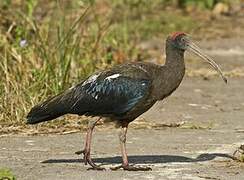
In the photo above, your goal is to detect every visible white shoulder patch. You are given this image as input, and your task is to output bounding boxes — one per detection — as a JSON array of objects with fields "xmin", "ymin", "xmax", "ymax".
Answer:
[
  {"xmin": 68, "ymin": 85, "xmax": 75, "ymax": 90},
  {"xmin": 105, "ymin": 74, "xmax": 121, "ymax": 81},
  {"xmin": 82, "ymin": 73, "xmax": 100, "ymax": 85}
]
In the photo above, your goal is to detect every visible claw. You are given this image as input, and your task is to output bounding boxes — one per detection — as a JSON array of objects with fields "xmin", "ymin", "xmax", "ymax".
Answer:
[
  {"xmin": 110, "ymin": 165, "xmax": 123, "ymax": 171},
  {"xmin": 110, "ymin": 165, "xmax": 152, "ymax": 171},
  {"xmin": 76, "ymin": 149, "xmax": 105, "ymax": 170},
  {"xmin": 87, "ymin": 165, "xmax": 106, "ymax": 171}
]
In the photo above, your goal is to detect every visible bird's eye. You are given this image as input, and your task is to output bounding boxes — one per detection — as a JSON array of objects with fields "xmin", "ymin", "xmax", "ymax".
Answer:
[{"xmin": 181, "ymin": 38, "xmax": 185, "ymax": 43}]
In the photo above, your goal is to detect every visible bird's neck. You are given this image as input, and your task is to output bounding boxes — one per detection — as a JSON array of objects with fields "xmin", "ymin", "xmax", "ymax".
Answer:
[
  {"xmin": 154, "ymin": 43, "xmax": 185, "ymax": 100},
  {"xmin": 165, "ymin": 41, "xmax": 185, "ymax": 68}
]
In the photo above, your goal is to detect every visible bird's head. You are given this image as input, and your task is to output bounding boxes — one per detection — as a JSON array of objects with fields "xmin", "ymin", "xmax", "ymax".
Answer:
[
  {"xmin": 168, "ymin": 32, "xmax": 227, "ymax": 83},
  {"xmin": 169, "ymin": 32, "xmax": 188, "ymax": 50}
]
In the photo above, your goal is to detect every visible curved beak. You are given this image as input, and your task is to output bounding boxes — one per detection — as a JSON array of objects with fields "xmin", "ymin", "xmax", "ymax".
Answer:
[{"xmin": 186, "ymin": 39, "xmax": 227, "ymax": 84}]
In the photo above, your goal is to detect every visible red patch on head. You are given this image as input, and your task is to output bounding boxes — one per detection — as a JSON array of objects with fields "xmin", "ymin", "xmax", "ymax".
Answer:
[{"xmin": 171, "ymin": 32, "xmax": 186, "ymax": 40}]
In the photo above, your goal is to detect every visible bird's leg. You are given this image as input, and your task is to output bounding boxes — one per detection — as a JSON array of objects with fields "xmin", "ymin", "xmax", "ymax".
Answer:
[
  {"xmin": 111, "ymin": 124, "xmax": 152, "ymax": 171},
  {"xmin": 75, "ymin": 117, "xmax": 104, "ymax": 170}
]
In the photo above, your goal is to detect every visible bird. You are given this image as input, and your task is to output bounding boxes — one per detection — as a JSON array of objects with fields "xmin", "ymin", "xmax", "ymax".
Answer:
[{"xmin": 26, "ymin": 32, "xmax": 227, "ymax": 171}]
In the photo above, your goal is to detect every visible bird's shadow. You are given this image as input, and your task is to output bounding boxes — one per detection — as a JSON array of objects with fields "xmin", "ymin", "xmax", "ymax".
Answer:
[{"xmin": 42, "ymin": 153, "xmax": 234, "ymax": 165}]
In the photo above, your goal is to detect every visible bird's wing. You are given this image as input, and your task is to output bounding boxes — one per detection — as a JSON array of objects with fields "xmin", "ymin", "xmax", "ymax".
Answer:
[{"xmin": 69, "ymin": 68, "xmax": 151, "ymax": 116}]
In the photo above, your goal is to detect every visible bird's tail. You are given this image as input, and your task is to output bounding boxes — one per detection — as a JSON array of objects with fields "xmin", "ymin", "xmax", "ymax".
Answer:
[{"xmin": 26, "ymin": 89, "xmax": 75, "ymax": 124}]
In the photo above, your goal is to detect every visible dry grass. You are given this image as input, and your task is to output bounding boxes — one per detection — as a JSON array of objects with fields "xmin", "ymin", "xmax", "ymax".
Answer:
[
  {"xmin": 0, "ymin": 0, "xmax": 199, "ymax": 129},
  {"xmin": 0, "ymin": 0, "xmax": 243, "ymax": 132}
]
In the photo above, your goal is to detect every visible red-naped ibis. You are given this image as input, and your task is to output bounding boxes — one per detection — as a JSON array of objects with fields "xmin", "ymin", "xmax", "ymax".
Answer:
[{"xmin": 27, "ymin": 32, "xmax": 227, "ymax": 171}]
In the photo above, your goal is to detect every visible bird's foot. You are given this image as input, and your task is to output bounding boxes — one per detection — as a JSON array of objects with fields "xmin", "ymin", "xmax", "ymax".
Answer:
[
  {"xmin": 75, "ymin": 149, "xmax": 105, "ymax": 171},
  {"xmin": 110, "ymin": 164, "xmax": 152, "ymax": 171},
  {"xmin": 75, "ymin": 149, "xmax": 89, "ymax": 164},
  {"xmin": 86, "ymin": 156, "xmax": 105, "ymax": 171},
  {"xmin": 87, "ymin": 164, "xmax": 106, "ymax": 171}
]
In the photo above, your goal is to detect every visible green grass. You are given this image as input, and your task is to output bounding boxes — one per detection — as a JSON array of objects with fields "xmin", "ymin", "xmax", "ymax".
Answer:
[
  {"xmin": 0, "ymin": 168, "xmax": 16, "ymax": 180},
  {"xmin": 0, "ymin": 0, "xmax": 235, "ymax": 129}
]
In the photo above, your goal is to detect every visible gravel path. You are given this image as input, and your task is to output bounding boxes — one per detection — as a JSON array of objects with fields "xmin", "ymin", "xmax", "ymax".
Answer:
[
  {"xmin": 1, "ymin": 38, "xmax": 244, "ymax": 179},
  {"xmin": 1, "ymin": 77, "xmax": 244, "ymax": 180}
]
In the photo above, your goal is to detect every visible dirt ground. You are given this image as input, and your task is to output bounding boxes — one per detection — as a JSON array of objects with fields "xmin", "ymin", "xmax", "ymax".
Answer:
[{"xmin": 1, "ymin": 38, "xmax": 244, "ymax": 179}]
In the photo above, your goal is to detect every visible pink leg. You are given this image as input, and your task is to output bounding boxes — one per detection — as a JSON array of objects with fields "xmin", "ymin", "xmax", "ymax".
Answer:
[
  {"xmin": 120, "ymin": 126, "xmax": 129, "ymax": 166},
  {"xmin": 75, "ymin": 118, "xmax": 105, "ymax": 170},
  {"xmin": 111, "ymin": 124, "xmax": 152, "ymax": 171}
]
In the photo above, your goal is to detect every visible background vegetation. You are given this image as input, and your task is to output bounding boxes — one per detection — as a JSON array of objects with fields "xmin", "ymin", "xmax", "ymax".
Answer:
[
  {"xmin": 0, "ymin": 0, "xmax": 243, "ymax": 132},
  {"xmin": 0, "ymin": 168, "xmax": 16, "ymax": 179}
]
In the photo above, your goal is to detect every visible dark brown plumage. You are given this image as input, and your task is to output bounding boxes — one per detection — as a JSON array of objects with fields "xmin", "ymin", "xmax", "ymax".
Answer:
[{"xmin": 27, "ymin": 32, "xmax": 226, "ymax": 171}]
